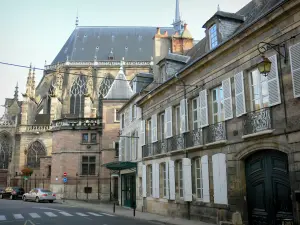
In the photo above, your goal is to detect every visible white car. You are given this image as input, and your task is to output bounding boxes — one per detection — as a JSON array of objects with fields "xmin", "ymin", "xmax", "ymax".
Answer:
[{"xmin": 23, "ymin": 188, "xmax": 56, "ymax": 203}]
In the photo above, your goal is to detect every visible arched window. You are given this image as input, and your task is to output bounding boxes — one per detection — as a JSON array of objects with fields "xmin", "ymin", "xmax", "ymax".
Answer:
[
  {"xmin": 70, "ymin": 75, "xmax": 87, "ymax": 116},
  {"xmin": 27, "ymin": 141, "xmax": 46, "ymax": 168},
  {"xmin": 0, "ymin": 139, "xmax": 9, "ymax": 169},
  {"xmin": 98, "ymin": 74, "xmax": 114, "ymax": 117}
]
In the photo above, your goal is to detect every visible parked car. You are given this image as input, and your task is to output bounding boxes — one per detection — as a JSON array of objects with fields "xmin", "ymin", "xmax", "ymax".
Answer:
[
  {"xmin": 0, "ymin": 187, "xmax": 25, "ymax": 200},
  {"xmin": 23, "ymin": 188, "xmax": 56, "ymax": 203}
]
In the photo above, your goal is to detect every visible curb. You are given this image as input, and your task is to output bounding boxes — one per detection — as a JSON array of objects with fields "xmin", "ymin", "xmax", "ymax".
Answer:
[{"xmin": 61, "ymin": 201, "xmax": 181, "ymax": 225}]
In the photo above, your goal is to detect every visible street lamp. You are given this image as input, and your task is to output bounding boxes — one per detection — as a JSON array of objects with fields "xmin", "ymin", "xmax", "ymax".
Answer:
[{"xmin": 257, "ymin": 55, "xmax": 272, "ymax": 77}]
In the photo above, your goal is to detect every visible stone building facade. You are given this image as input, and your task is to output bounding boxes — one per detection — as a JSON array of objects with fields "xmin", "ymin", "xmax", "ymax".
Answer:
[
  {"xmin": 0, "ymin": 0, "xmax": 194, "ymax": 201},
  {"xmin": 136, "ymin": 0, "xmax": 300, "ymax": 224}
]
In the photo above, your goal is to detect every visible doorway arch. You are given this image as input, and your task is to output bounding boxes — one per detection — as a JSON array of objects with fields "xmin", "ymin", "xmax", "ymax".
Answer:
[{"xmin": 245, "ymin": 150, "xmax": 293, "ymax": 224}]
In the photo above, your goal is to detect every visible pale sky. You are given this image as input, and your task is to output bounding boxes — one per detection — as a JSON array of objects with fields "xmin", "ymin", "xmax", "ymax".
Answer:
[{"xmin": 0, "ymin": 0, "xmax": 250, "ymax": 115}]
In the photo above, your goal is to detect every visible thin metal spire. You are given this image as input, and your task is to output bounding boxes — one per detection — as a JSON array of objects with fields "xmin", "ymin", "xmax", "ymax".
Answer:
[
  {"xmin": 172, "ymin": 0, "xmax": 183, "ymax": 33},
  {"xmin": 175, "ymin": 0, "xmax": 180, "ymax": 23},
  {"xmin": 75, "ymin": 10, "xmax": 79, "ymax": 26},
  {"xmin": 14, "ymin": 82, "xmax": 18, "ymax": 100}
]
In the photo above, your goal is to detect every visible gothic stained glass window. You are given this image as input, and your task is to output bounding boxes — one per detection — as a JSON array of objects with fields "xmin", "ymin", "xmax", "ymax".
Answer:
[
  {"xmin": 0, "ymin": 139, "xmax": 9, "ymax": 169},
  {"xmin": 98, "ymin": 74, "xmax": 114, "ymax": 117},
  {"xmin": 27, "ymin": 141, "xmax": 46, "ymax": 168},
  {"xmin": 70, "ymin": 75, "xmax": 87, "ymax": 116}
]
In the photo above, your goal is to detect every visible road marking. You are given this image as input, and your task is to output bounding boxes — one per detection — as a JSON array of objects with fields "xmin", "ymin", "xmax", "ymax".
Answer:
[
  {"xmin": 32, "ymin": 207, "xmax": 62, "ymax": 212},
  {"xmin": 59, "ymin": 212, "xmax": 73, "ymax": 216},
  {"xmin": 75, "ymin": 212, "xmax": 88, "ymax": 217},
  {"xmin": 0, "ymin": 216, "xmax": 6, "ymax": 221},
  {"xmin": 29, "ymin": 213, "xmax": 40, "ymax": 218},
  {"xmin": 44, "ymin": 212, "xmax": 57, "ymax": 217},
  {"xmin": 13, "ymin": 214, "xmax": 24, "ymax": 219},
  {"xmin": 101, "ymin": 213, "xmax": 115, "ymax": 217},
  {"xmin": 87, "ymin": 212, "xmax": 103, "ymax": 216},
  {"xmin": 24, "ymin": 220, "xmax": 36, "ymax": 225}
]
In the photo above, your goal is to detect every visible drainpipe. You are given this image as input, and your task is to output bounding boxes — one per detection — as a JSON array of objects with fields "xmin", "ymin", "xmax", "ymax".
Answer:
[{"xmin": 175, "ymin": 74, "xmax": 190, "ymax": 220}]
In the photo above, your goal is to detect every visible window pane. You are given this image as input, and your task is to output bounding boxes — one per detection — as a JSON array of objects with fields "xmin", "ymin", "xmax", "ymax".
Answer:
[
  {"xmin": 116, "ymin": 109, "xmax": 120, "ymax": 121},
  {"xmin": 91, "ymin": 133, "xmax": 97, "ymax": 143},
  {"xmin": 89, "ymin": 164, "xmax": 96, "ymax": 175},
  {"xmin": 213, "ymin": 102, "xmax": 218, "ymax": 114},
  {"xmin": 82, "ymin": 164, "xmax": 88, "ymax": 175},
  {"xmin": 251, "ymin": 71, "xmax": 259, "ymax": 85},
  {"xmin": 262, "ymin": 97, "xmax": 269, "ymax": 107},
  {"xmin": 89, "ymin": 156, "xmax": 96, "ymax": 163},
  {"xmin": 82, "ymin": 134, "xmax": 89, "ymax": 143},
  {"xmin": 261, "ymin": 82, "xmax": 269, "ymax": 97},
  {"xmin": 193, "ymin": 111, "xmax": 197, "ymax": 121},
  {"xmin": 193, "ymin": 99, "xmax": 197, "ymax": 110},
  {"xmin": 213, "ymin": 89, "xmax": 217, "ymax": 101},
  {"xmin": 82, "ymin": 156, "xmax": 89, "ymax": 162},
  {"xmin": 253, "ymin": 99, "xmax": 261, "ymax": 110}
]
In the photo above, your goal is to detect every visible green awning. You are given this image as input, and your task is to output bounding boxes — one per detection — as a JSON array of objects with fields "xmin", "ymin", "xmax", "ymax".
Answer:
[{"xmin": 103, "ymin": 161, "xmax": 137, "ymax": 171}]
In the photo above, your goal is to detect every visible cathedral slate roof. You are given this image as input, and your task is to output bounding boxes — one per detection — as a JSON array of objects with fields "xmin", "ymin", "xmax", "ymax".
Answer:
[{"xmin": 52, "ymin": 26, "xmax": 176, "ymax": 64}]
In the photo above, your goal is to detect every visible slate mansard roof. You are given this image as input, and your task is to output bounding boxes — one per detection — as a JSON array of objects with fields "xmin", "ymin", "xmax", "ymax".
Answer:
[{"xmin": 52, "ymin": 26, "xmax": 176, "ymax": 64}]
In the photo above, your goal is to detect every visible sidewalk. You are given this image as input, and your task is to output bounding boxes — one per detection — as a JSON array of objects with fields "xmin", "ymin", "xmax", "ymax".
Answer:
[{"xmin": 61, "ymin": 199, "xmax": 215, "ymax": 225}]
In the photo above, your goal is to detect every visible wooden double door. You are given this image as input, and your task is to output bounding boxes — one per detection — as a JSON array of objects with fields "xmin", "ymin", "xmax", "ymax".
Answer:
[{"xmin": 245, "ymin": 150, "xmax": 293, "ymax": 225}]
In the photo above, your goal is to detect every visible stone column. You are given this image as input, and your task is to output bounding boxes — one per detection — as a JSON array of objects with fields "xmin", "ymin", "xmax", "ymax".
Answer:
[
  {"xmin": 84, "ymin": 95, "xmax": 92, "ymax": 118},
  {"xmin": 20, "ymin": 95, "xmax": 29, "ymax": 125},
  {"xmin": 50, "ymin": 96, "xmax": 58, "ymax": 122}
]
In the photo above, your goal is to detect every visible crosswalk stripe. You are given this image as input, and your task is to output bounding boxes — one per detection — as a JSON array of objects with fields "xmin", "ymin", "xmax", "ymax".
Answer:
[
  {"xmin": 101, "ymin": 213, "xmax": 115, "ymax": 217},
  {"xmin": 59, "ymin": 212, "xmax": 73, "ymax": 216},
  {"xmin": 76, "ymin": 212, "xmax": 88, "ymax": 216},
  {"xmin": 0, "ymin": 215, "xmax": 6, "ymax": 221},
  {"xmin": 44, "ymin": 212, "xmax": 57, "ymax": 217},
  {"xmin": 87, "ymin": 212, "xmax": 103, "ymax": 217},
  {"xmin": 29, "ymin": 213, "xmax": 40, "ymax": 218},
  {"xmin": 13, "ymin": 214, "xmax": 24, "ymax": 219}
]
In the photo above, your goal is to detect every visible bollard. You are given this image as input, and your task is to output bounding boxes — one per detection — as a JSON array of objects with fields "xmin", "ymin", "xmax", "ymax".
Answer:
[
  {"xmin": 133, "ymin": 207, "xmax": 136, "ymax": 217},
  {"xmin": 113, "ymin": 202, "xmax": 115, "ymax": 213}
]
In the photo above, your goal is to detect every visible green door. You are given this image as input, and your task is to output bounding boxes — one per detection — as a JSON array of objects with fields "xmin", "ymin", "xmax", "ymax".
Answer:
[
  {"xmin": 245, "ymin": 150, "xmax": 293, "ymax": 225},
  {"xmin": 122, "ymin": 173, "xmax": 136, "ymax": 208}
]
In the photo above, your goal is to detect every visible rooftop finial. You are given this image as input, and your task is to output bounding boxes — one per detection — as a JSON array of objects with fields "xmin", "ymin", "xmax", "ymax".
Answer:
[
  {"xmin": 217, "ymin": 4, "xmax": 220, "ymax": 11},
  {"xmin": 75, "ymin": 10, "xmax": 79, "ymax": 26},
  {"xmin": 14, "ymin": 82, "xmax": 18, "ymax": 100}
]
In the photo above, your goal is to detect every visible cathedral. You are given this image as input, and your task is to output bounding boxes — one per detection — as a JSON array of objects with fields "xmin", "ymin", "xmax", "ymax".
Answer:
[{"xmin": 0, "ymin": 0, "xmax": 194, "ymax": 200}]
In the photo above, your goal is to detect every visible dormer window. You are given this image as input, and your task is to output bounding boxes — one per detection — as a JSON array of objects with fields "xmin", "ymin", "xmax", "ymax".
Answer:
[{"xmin": 209, "ymin": 24, "xmax": 218, "ymax": 49}]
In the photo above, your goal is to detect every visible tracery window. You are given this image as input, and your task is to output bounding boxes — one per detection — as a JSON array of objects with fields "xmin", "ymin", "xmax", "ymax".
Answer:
[
  {"xmin": 0, "ymin": 139, "xmax": 10, "ymax": 169},
  {"xmin": 98, "ymin": 74, "xmax": 114, "ymax": 117},
  {"xmin": 27, "ymin": 141, "xmax": 46, "ymax": 168},
  {"xmin": 70, "ymin": 75, "xmax": 87, "ymax": 116}
]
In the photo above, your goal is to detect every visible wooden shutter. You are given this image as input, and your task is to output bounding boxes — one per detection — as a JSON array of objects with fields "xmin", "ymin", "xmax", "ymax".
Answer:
[
  {"xmin": 152, "ymin": 163, "xmax": 156, "ymax": 197},
  {"xmin": 156, "ymin": 163, "xmax": 160, "ymax": 198},
  {"xmin": 182, "ymin": 158, "xmax": 192, "ymax": 202},
  {"xmin": 140, "ymin": 120, "xmax": 145, "ymax": 146},
  {"xmin": 142, "ymin": 165, "xmax": 147, "ymax": 197},
  {"xmin": 151, "ymin": 114, "xmax": 158, "ymax": 143},
  {"xmin": 234, "ymin": 72, "xmax": 246, "ymax": 117},
  {"xmin": 199, "ymin": 89, "xmax": 208, "ymax": 127},
  {"xmin": 222, "ymin": 78, "xmax": 233, "ymax": 120},
  {"xmin": 212, "ymin": 153, "xmax": 228, "ymax": 204},
  {"xmin": 290, "ymin": 43, "xmax": 300, "ymax": 98},
  {"xmin": 201, "ymin": 155, "xmax": 210, "ymax": 203},
  {"xmin": 129, "ymin": 105, "xmax": 133, "ymax": 121},
  {"xmin": 268, "ymin": 55, "xmax": 281, "ymax": 106},
  {"xmin": 169, "ymin": 160, "xmax": 175, "ymax": 200},
  {"xmin": 180, "ymin": 99, "xmax": 188, "ymax": 133},
  {"xmin": 165, "ymin": 107, "xmax": 173, "ymax": 138},
  {"xmin": 165, "ymin": 162, "xmax": 169, "ymax": 198}
]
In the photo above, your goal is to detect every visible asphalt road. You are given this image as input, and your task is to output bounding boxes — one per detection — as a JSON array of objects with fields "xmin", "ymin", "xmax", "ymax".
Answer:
[{"xmin": 0, "ymin": 199, "xmax": 157, "ymax": 225}]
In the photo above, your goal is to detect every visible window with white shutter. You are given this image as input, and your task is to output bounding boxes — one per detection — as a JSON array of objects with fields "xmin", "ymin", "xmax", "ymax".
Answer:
[
  {"xmin": 199, "ymin": 89, "xmax": 208, "ymax": 127},
  {"xmin": 267, "ymin": 55, "xmax": 281, "ymax": 106},
  {"xmin": 165, "ymin": 161, "xmax": 169, "ymax": 198},
  {"xmin": 180, "ymin": 99, "xmax": 188, "ymax": 133},
  {"xmin": 234, "ymin": 72, "xmax": 246, "ymax": 117},
  {"xmin": 201, "ymin": 155, "xmax": 210, "ymax": 203},
  {"xmin": 212, "ymin": 86, "xmax": 225, "ymax": 123},
  {"xmin": 161, "ymin": 162, "xmax": 168, "ymax": 198},
  {"xmin": 177, "ymin": 160, "xmax": 183, "ymax": 198},
  {"xmin": 147, "ymin": 164, "xmax": 153, "ymax": 197},
  {"xmin": 142, "ymin": 165, "xmax": 147, "ymax": 197},
  {"xmin": 155, "ymin": 163, "xmax": 160, "ymax": 198},
  {"xmin": 165, "ymin": 107, "xmax": 173, "ymax": 138},
  {"xmin": 152, "ymin": 163, "xmax": 156, "ymax": 198},
  {"xmin": 192, "ymin": 97, "xmax": 200, "ymax": 130},
  {"xmin": 222, "ymin": 78, "xmax": 233, "ymax": 120},
  {"xmin": 182, "ymin": 158, "xmax": 192, "ymax": 202},
  {"xmin": 169, "ymin": 160, "xmax": 175, "ymax": 200},
  {"xmin": 212, "ymin": 153, "xmax": 228, "ymax": 205},
  {"xmin": 140, "ymin": 120, "xmax": 145, "ymax": 146},
  {"xmin": 290, "ymin": 42, "xmax": 300, "ymax": 98},
  {"xmin": 151, "ymin": 114, "xmax": 158, "ymax": 143},
  {"xmin": 249, "ymin": 69, "xmax": 269, "ymax": 110}
]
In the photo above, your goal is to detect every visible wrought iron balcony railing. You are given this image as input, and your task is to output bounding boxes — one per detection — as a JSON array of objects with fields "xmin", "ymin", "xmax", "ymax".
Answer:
[
  {"xmin": 186, "ymin": 128, "xmax": 204, "ymax": 148},
  {"xmin": 52, "ymin": 117, "xmax": 102, "ymax": 131},
  {"xmin": 205, "ymin": 122, "xmax": 227, "ymax": 143},
  {"xmin": 243, "ymin": 108, "xmax": 272, "ymax": 136}
]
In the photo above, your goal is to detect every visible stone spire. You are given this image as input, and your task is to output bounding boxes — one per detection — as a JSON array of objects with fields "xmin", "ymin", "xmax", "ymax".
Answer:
[
  {"xmin": 31, "ymin": 67, "xmax": 36, "ymax": 97},
  {"xmin": 25, "ymin": 63, "xmax": 32, "ymax": 97},
  {"xmin": 14, "ymin": 82, "xmax": 18, "ymax": 100},
  {"xmin": 172, "ymin": 0, "xmax": 184, "ymax": 33}
]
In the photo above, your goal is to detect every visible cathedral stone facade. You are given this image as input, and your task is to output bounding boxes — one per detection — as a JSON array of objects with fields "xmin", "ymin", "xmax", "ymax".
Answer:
[{"xmin": 0, "ymin": 0, "xmax": 194, "ymax": 200}]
